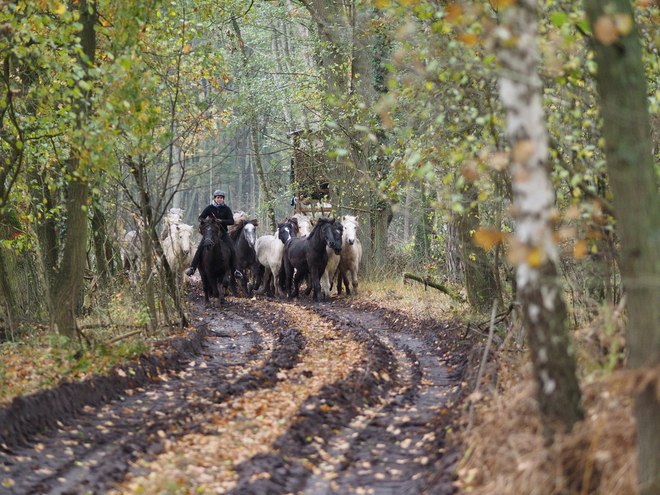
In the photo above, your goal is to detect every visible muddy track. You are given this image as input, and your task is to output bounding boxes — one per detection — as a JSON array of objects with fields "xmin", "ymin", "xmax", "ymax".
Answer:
[{"xmin": 0, "ymin": 287, "xmax": 473, "ymax": 495}]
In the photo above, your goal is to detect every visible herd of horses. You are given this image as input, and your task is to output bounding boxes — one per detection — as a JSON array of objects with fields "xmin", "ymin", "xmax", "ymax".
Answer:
[{"xmin": 120, "ymin": 210, "xmax": 362, "ymax": 306}]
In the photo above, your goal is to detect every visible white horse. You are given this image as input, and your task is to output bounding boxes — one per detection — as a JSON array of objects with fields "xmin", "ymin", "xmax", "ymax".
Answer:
[
  {"xmin": 162, "ymin": 218, "xmax": 194, "ymax": 278},
  {"xmin": 320, "ymin": 220, "xmax": 342, "ymax": 297},
  {"xmin": 120, "ymin": 229, "xmax": 142, "ymax": 283},
  {"xmin": 292, "ymin": 213, "xmax": 312, "ymax": 237},
  {"xmin": 255, "ymin": 218, "xmax": 298, "ymax": 297},
  {"xmin": 335, "ymin": 215, "xmax": 361, "ymax": 295},
  {"xmin": 168, "ymin": 207, "xmax": 184, "ymax": 222}
]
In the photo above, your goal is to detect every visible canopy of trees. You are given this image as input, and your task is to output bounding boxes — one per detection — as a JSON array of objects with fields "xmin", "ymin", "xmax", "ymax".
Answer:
[{"xmin": 3, "ymin": 0, "xmax": 660, "ymax": 490}]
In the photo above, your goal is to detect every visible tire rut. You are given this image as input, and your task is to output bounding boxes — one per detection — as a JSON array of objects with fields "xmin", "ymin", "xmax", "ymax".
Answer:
[
  {"xmin": 0, "ymin": 303, "xmax": 299, "ymax": 495},
  {"xmin": 224, "ymin": 300, "xmax": 466, "ymax": 495},
  {"xmin": 0, "ymin": 294, "xmax": 471, "ymax": 495},
  {"xmin": 300, "ymin": 303, "xmax": 461, "ymax": 495}
]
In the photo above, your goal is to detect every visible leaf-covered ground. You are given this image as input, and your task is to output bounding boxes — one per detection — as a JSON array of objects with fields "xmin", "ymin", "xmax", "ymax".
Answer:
[{"xmin": 0, "ymin": 279, "xmax": 474, "ymax": 494}]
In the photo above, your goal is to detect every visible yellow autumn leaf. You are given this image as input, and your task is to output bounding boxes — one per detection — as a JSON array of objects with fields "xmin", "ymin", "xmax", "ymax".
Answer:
[
  {"xmin": 374, "ymin": 0, "xmax": 390, "ymax": 8},
  {"xmin": 558, "ymin": 227, "xmax": 577, "ymax": 241},
  {"xmin": 564, "ymin": 204, "xmax": 581, "ymax": 221},
  {"xmin": 573, "ymin": 239, "xmax": 588, "ymax": 259},
  {"xmin": 53, "ymin": 1, "xmax": 66, "ymax": 14},
  {"xmin": 613, "ymin": 13, "xmax": 633, "ymax": 36},
  {"xmin": 512, "ymin": 140, "xmax": 535, "ymax": 164},
  {"xmin": 182, "ymin": 44, "xmax": 192, "ymax": 54},
  {"xmin": 488, "ymin": 152, "xmax": 508, "ymax": 171},
  {"xmin": 458, "ymin": 33, "xmax": 479, "ymax": 46},
  {"xmin": 594, "ymin": 16, "xmax": 619, "ymax": 45},
  {"xmin": 473, "ymin": 228, "xmax": 507, "ymax": 251},
  {"xmin": 445, "ymin": 3, "xmax": 463, "ymax": 23},
  {"xmin": 527, "ymin": 246, "xmax": 545, "ymax": 267},
  {"xmin": 461, "ymin": 161, "xmax": 479, "ymax": 181}
]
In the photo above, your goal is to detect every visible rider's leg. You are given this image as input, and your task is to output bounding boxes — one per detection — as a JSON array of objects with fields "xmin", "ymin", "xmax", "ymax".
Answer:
[
  {"xmin": 185, "ymin": 238, "xmax": 204, "ymax": 276},
  {"xmin": 221, "ymin": 232, "xmax": 243, "ymax": 279}
]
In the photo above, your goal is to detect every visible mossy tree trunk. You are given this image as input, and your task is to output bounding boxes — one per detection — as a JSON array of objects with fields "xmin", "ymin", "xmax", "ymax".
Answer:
[
  {"xmin": 50, "ymin": 0, "xmax": 96, "ymax": 339},
  {"xmin": 584, "ymin": 0, "xmax": 660, "ymax": 491},
  {"xmin": 457, "ymin": 180, "xmax": 498, "ymax": 311}
]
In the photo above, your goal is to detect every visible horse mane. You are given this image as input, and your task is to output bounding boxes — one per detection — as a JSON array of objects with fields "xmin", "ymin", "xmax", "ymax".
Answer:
[
  {"xmin": 306, "ymin": 216, "xmax": 332, "ymax": 240},
  {"xmin": 342, "ymin": 215, "xmax": 358, "ymax": 225},
  {"xmin": 281, "ymin": 217, "xmax": 299, "ymax": 236},
  {"xmin": 230, "ymin": 217, "xmax": 258, "ymax": 241}
]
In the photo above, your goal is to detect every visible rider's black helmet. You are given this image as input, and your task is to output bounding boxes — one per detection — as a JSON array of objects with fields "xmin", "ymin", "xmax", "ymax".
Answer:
[{"xmin": 213, "ymin": 189, "xmax": 226, "ymax": 197}]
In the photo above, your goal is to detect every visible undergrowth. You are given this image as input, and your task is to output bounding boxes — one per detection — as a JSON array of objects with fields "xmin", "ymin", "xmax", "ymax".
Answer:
[
  {"xmin": 0, "ymin": 289, "xmax": 160, "ymax": 407},
  {"xmin": 454, "ymin": 300, "xmax": 637, "ymax": 494}
]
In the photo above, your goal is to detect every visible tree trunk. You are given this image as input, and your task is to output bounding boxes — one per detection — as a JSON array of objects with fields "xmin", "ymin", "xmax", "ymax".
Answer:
[
  {"xmin": 457, "ymin": 181, "xmax": 498, "ymax": 311},
  {"xmin": 584, "ymin": 0, "xmax": 660, "ymax": 491},
  {"xmin": 496, "ymin": 0, "xmax": 583, "ymax": 433},
  {"xmin": 90, "ymin": 204, "xmax": 111, "ymax": 288},
  {"xmin": 50, "ymin": 0, "xmax": 96, "ymax": 339},
  {"xmin": 299, "ymin": 1, "xmax": 395, "ymax": 277},
  {"xmin": 50, "ymin": 178, "xmax": 89, "ymax": 338}
]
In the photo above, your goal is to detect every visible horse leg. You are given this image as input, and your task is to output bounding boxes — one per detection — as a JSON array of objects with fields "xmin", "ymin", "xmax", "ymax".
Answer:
[
  {"xmin": 339, "ymin": 268, "xmax": 350, "ymax": 295},
  {"xmin": 210, "ymin": 275, "xmax": 221, "ymax": 299},
  {"xmin": 292, "ymin": 269, "xmax": 305, "ymax": 299},
  {"xmin": 283, "ymin": 260, "xmax": 294, "ymax": 298},
  {"xmin": 341, "ymin": 270, "xmax": 351, "ymax": 295},
  {"xmin": 252, "ymin": 263, "xmax": 264, "ymax": 293},
  {"xmin": 256, "ymin": 266, "xmax": 270, "ymax": 296},
  {"xmin": 277, "ymin": 265, "xmax": 287, "ymax": 297},
  {"xmin": 303, "ymin": 274, "xmax": 313, "ymax": 296},
  {"xmin": 240, "ymin": 273, "xmax": 251, "ymax": 297},
  {"xmin": 336, "ymin": 268, "xmax": 344, "ymax": 295},
  {"xmin": 350, "ymin": 267, "xmax": 359, "ymax": 295},
  {"xmin": 320, "ymin": 270, "xmax": 331, "ymax": 298},
  {"xmin": 311, "ymin": 269, "xmax": 323, "ymax": 302},
  {"xmin": 200, "ymin": 273, "xmax": 212, "ymax": 306}
]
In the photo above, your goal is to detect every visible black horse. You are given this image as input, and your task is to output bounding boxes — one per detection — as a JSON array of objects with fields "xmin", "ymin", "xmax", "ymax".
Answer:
[
  {"xmin": 198, "ymin": 217, "xmax": 232, "ymax": 305},
  {"xmin": 229, "ymin": 217, "xmax": 259, "ymax": 296},
  {"xmin": 283, "ymin": 217, "xmax": 342, "ymax": 302}
]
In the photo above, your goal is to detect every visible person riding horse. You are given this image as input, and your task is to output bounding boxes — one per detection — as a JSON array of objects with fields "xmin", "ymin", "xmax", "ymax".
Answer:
[{"xmin": 185, "ymin": 189, "xmax": 243, "ymax": 279}]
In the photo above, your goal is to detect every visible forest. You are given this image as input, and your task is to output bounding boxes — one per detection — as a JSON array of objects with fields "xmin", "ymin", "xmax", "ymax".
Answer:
[{"xmin": 1, "ymin": 0, "xmax": 660, "ymax": 493}]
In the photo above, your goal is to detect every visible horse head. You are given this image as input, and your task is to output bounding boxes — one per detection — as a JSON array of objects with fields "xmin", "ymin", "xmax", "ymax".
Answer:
[
  {"xmin": 178, "ymin": 224, "xmax": 193, "ymax": 256},
  {"xmin": 168, "ymin": 208, "xmax": 184, "ymax": 223},
  {"xmin": 278, "ymin": 219, "xmax": 296, "ymax": 244},
  {"xmin": 244, "ymin": 220, "xmax": 258, "ymax": 248},
  {"xmin": 341, "ymin": 215, "xmax": 358, "ymax": 245},
  {"xmin": 293, "ymin": 213, "xmax": 312, "ymax": 237},
  {"xmin": 200, "ymin": 217, "xmax": 221, "ymax": 249},
  {"xmin": 319, "ymin": 217, "xmax": 342, "ymax": 255}
]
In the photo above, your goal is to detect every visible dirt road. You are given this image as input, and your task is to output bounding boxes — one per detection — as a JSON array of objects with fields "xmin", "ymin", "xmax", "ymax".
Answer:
[{"xmin": 0, "ymin": 285, "xmax": 472, "ymax": 494}]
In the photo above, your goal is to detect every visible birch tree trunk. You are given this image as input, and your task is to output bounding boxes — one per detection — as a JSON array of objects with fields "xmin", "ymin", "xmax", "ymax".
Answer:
[
  {"xmin": 496, "ymin": 0, "xmax": 583, "ymax": 433},
  {"xmin": 584, "ymin": 0, "xmax": 660, "ymax": 491}
]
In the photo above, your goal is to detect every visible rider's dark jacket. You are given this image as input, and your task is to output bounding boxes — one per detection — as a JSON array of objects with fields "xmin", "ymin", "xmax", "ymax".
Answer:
[{"xmin": 199, "ymin": 202, "xmax": 234, "ymax": 234}]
